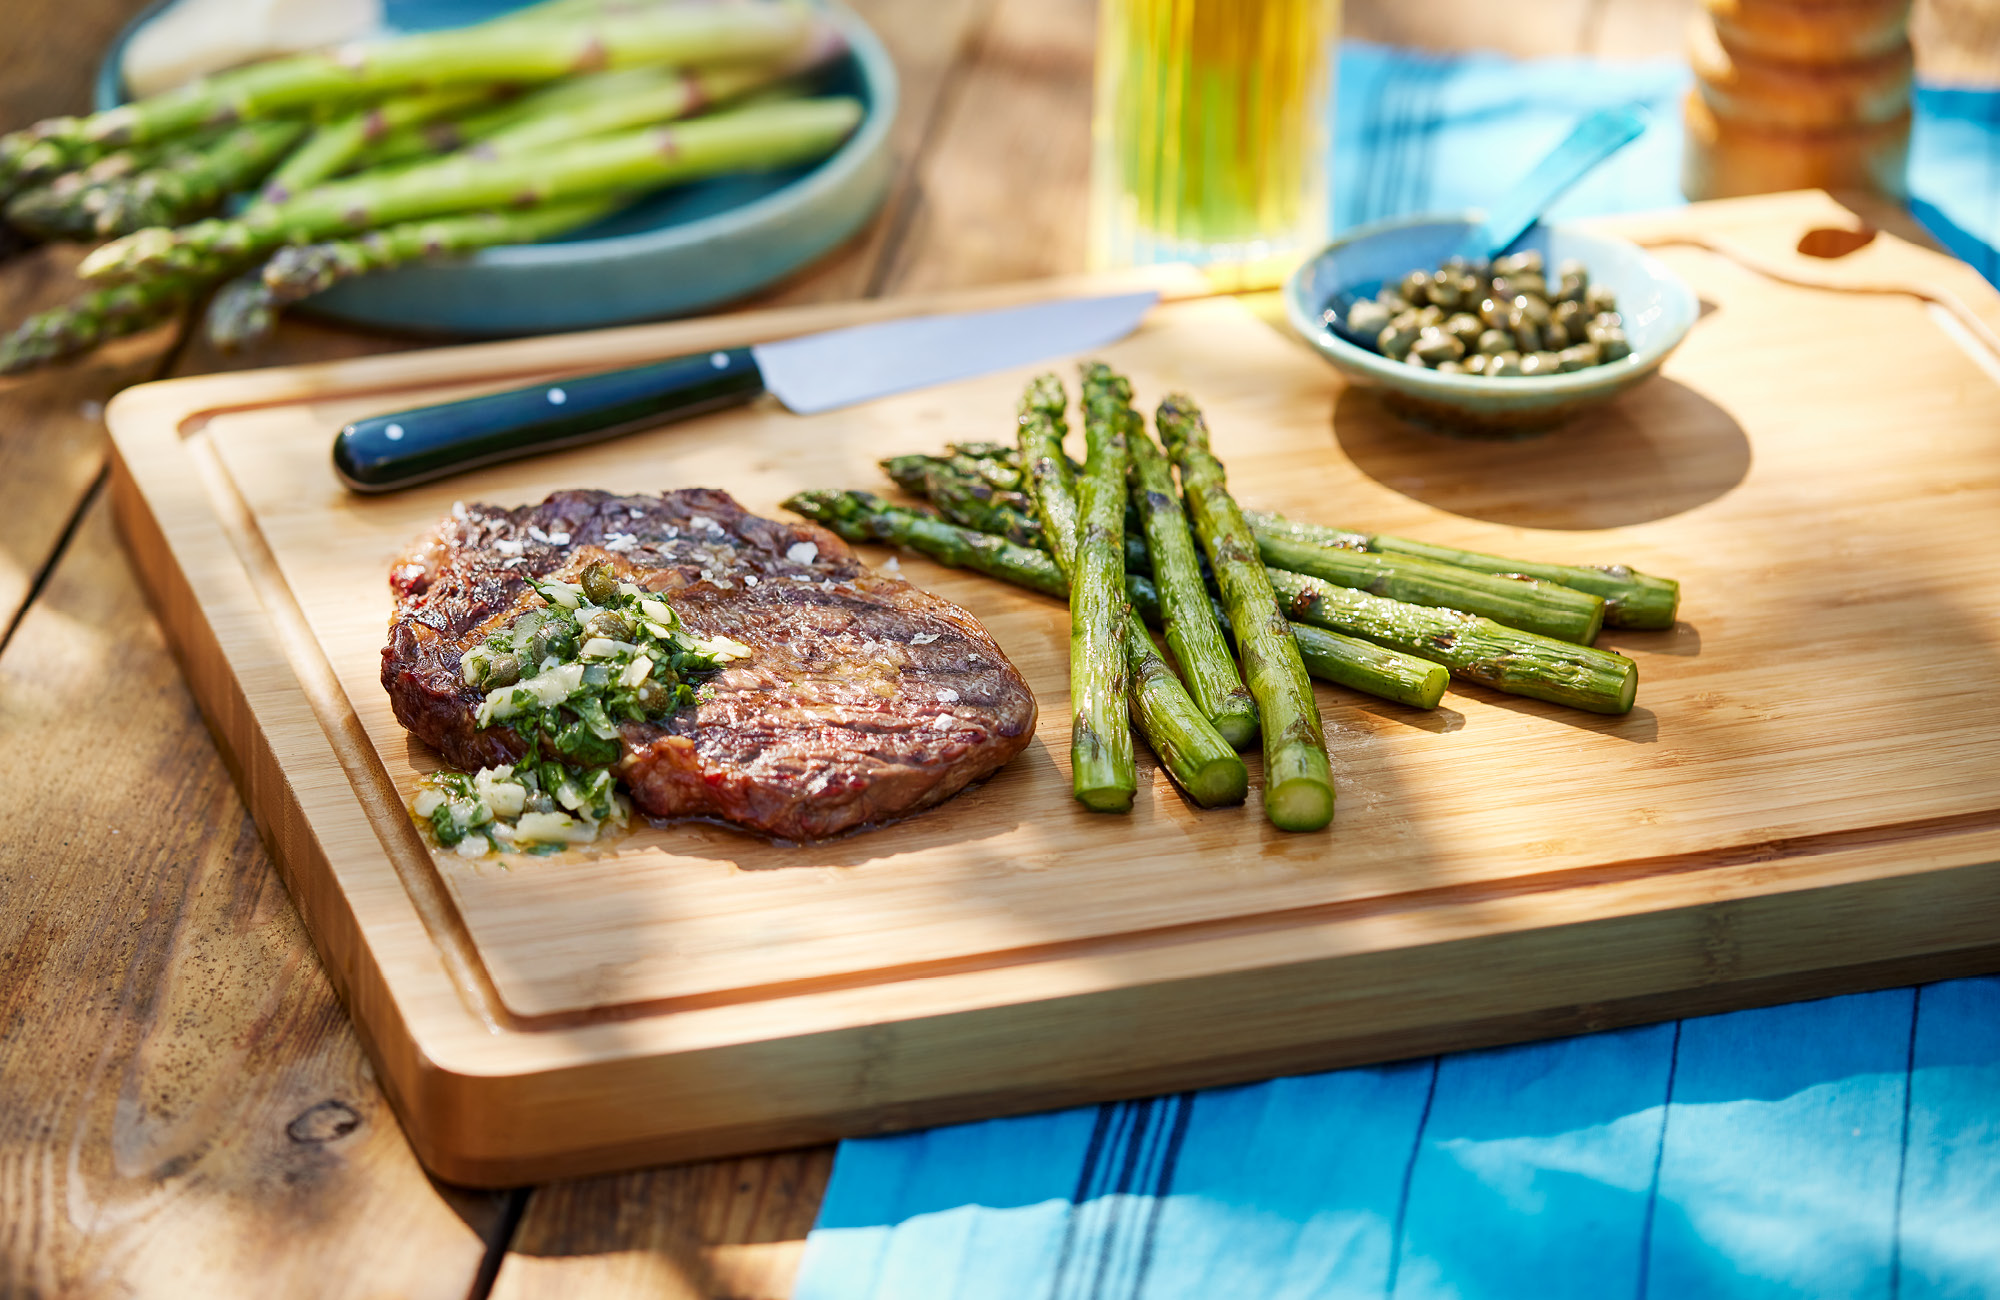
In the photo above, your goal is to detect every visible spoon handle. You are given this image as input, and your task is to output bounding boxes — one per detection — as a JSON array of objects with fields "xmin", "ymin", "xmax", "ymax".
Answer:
[{"xmin": 1458, "ymin": 105, "xmax": 1649, "ymax": 263}]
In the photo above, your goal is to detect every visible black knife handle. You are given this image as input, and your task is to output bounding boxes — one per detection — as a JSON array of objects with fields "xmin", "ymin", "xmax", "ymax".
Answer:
[{"xmin": 333, "ymin": 345, "xmax": 765, "ymax": 493}]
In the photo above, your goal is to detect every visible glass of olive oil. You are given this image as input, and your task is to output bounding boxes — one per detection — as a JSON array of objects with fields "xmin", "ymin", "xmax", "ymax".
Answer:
[{"xmin": 1089, "ymin": 0, "xmax": 1339, "ymax": 286}]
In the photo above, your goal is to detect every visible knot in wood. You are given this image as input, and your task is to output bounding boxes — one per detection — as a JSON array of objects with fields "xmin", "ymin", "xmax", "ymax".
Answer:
[{"xmin": 287, "ymin": 1099, "xmax": 362, "ymax": 1144}]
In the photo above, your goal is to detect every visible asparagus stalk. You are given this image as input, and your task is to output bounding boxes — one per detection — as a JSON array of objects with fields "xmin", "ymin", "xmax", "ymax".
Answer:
[
  {"xmin": 84, "ymin": 119, "xmax": 308, "ymax": 236},
  {"xmin": 880, "ymin": 453, "xmax": 1045, "ymax": 546},
  {"xmin": 783, "ymin": 491, "xmax": 1444, "ymax": 710},
  {"xmin": 1127, "ymin": 416, "xmax": 1259, "ymax": 748},
  {"xmin": 1249, "ymin": 519, "xmax": 1606, "ymax": 645},
  {"xmin": 1067, "ymin": 366, "xmax": 1137, "ymax": 812},
  {"xmin": 20, "ymin": 5, "xmax": 817, "ymax": 155},
  {"xmin": 479, "ymin": 61, "xmax": 810, "ymax": 157},
  {"xmin": 258, "ymin": 86, "xmax": 500, "ymax": 203},
  {"xmin": 82, "ymin": 97, "xmax": 864, "ymax": 284},
  {"xmin": 204, "ymin": 198, "xmax": 622, "ymax": 350},
  {"xmin": 5, "ymin": 143, "xmax": 163, "ymax": 240},
  {"xmin": 0, "ymin": 278, "xmax": 195, "ymax": 376},
  {"xmin": 1244, "ymin": 510, "xmax": 1680, "ymax": 630},
  {"xmin": 1158, "ymin": 393, "xmax": 1335, "ymax": 832},
  {"xmin": 1018, "ymin": 375, "xmax": 1246, "ymax": 808},
  {"xmin": 1269, "ymin": 568, "xmax": 1638, "ymax": 714}
]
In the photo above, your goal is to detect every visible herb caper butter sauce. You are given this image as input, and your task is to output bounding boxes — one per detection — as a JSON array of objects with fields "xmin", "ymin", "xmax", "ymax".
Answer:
[
  {"xmin": 413, "ymin": 559, "xmax": 749, "ymax": 856},
  {"xmin": 1330, "ymin": 249, "xmax": 1633, "ymax": 378}
]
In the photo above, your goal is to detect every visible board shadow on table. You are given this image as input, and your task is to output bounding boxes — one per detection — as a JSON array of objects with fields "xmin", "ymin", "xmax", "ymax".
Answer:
[{"xmin": 1330, "ymin": 375, "xmax": 1753, "ymax": 531}]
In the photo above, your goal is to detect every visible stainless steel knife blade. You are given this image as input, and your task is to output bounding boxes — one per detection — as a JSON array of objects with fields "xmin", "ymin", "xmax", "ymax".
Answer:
[{"xmin": 750, "ymin": 290, "xmax": 1160, "ymax": 414}]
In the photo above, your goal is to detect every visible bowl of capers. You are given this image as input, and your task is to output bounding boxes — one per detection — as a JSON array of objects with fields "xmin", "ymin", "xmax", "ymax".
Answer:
[{"xmin": 1283, "ymin": 213, "xmax": 1698, "ymax": 436}]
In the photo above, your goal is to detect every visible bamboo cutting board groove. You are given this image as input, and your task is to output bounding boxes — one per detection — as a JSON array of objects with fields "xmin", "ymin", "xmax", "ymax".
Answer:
[{"xmin": 105, "ymin": 193, "xmax": 2000, "ymax": 1185}]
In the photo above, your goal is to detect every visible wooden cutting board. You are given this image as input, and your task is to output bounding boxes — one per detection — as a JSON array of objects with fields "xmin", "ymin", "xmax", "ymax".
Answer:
[{"xmin": 105, "ymin": 192, "xmax": 2000, "ymax": 1186}]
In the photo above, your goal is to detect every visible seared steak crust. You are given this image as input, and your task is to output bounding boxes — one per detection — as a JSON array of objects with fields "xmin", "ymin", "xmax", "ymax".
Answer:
[{"xmin": 383, "ymin": 488, "xmax": 1038, "ymax": 841}]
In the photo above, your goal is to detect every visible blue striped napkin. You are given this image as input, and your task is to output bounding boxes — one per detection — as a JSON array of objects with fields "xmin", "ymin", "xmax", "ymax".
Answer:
[{"xmin": 791, "ymin": 42, "xmax": 2000, "ymax": 1300}]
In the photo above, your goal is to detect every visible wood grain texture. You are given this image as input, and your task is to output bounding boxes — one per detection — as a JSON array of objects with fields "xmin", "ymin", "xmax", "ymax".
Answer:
[
  {"xmin": 492, "ymin": 1150, "xmax": 833, "ymax": 1300},
  {"xmin": 99, "ymin": 192, "xmax": 2000, "ymax": 1190},
  {"xmin": 0, "ymin": 498, "xmax": 509, "ymax": 1299}
]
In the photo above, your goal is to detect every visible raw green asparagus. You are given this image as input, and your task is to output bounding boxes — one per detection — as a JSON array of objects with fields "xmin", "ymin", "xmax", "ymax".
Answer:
[
  {"xmin": 783, "ymin": 490, "xmax": 1444, "ymax": 710},
  {"xmin": 258, "ymin": 86, "xmax": 499, "ymax": 203},
  {"xmin": 1019, "ymin": 375, "xmax": 1246, "ymax": 808},
  {"xmin": 0, "ymin": 277, "xmax": 195, "ymax": 376},
  {"xmin": 1244, "ymin": 509, "xmax": 1681, "ymax": 630},
  {"xmin": 205, "ymin": 198, "xmax": 622, "ymax": 350},
  {"xmin": 5, "ymin": 142, "xmax": 163, "ymax": 240},
  {"xmin": 20, "ymin": 5, "xmax": 816, "ymax": 155},
  {"xmin": 84, "ymin": 119, "xmax": 308, "ymax": 236},
  {"xmin": 82, "ymin": 97, "xmax": 865, "ymax": 284},
  {"xmin": 1268, "ymin": 568, "xmax": 1638, "ymax": 714},
  {"xmin": 1067, "ymin": 366, "xmax": 1137, "ymax": 812},
  {"xmin": 1249, "ymin": 521, "xmax": 1605, "ymax": 644},
  {"xmin": 1158, "ymin": 392, "xmax": 1334, "ymax": 832},
  {"xmin": 1127, "ymin": 415, "xmax": 1258, "ymax": 747}
]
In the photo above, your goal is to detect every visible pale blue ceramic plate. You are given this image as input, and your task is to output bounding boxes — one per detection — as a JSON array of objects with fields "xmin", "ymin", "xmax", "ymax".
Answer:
[
  {"xmin": 95, "ymin": 0, "xmax": 898, "ymax": 335},
  {"xmin": 1284, "ymin": 214, "xmax": 1698, "ymax": 436}
]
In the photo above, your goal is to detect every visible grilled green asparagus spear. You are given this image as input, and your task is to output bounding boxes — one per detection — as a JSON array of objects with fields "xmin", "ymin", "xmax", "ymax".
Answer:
[
  {"xmin": 880, "ymin": 454, "xmax": 1045, "ymax": 546},
  {"xmin": 1157, "ymin": 393, "xmax": 1334, "ymax": 832},
  {"xmin": 783, "ymin": 490, "xmax": 1446, "ymax": 711},
  {"xmin": 1127, "ymin": 417, "xmax": 1258, "ymax": 747},
  {"xmin": 1066, "ymin": 366, "xmax": 1137, "ymax": 811},
  {"xmin": 1244, "ymin": 510, "xmax": 1680, "ymax": 630},
  {"xmin": 258, "ymin": 86, "xmax": 500, "ymax": 203},
  {"xmin": 1268, "ymin": 568, "xmax": 1638, "ymax": 713},
  {"xmin": 82, "ymin": 98, "xmax": 864, "ymax": 284},
  {"xmin": 0, "ymin": 277, "xmax": 195, "ymax": 376},
  {"xmin": 1019, "ymin": 375, "xmax": 1247, "ymax": 807},
  {"xmin": 205, "ymin": 197, "xmax": 623, "ymax": 349},
  {"xmin": 1249, "ymin": 520, "xmax": 1605, "ymax": 644},
  {"xmin": 10, "ymin": 5, "xmax": 815, "ymax": 161}
]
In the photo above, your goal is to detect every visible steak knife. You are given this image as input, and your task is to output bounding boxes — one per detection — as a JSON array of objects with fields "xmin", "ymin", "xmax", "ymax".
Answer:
[{"xmin": 333, "ymin": 290, "xmax": 1159, "ymax": 492}]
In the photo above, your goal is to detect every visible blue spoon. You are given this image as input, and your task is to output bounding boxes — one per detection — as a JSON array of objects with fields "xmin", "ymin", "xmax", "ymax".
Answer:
[{"xmin": 1322, "ymin": 104, "xmax": 1650, "ymax": 347}]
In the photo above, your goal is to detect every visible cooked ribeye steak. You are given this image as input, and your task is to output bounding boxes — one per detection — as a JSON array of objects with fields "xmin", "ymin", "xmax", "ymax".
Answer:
[{"xmin": 383, "ymin": 488, "xmax": 1038, "ymax": 841}]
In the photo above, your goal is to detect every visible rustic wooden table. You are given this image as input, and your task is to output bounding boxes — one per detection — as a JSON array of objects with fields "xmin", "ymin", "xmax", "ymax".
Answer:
[{"xmin": 5, "ymin": 1, "xmax": 1996, "ymax": 1296}]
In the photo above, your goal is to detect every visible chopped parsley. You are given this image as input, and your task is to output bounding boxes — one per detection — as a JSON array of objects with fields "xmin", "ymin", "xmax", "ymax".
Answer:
[{"xmin": 413, "ymin": 560, "xmax": 750, "ymax": 856}]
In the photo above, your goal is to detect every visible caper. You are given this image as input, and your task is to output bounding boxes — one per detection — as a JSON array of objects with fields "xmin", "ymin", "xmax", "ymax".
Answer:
[
  {"xmin": 1399, "ymin": 270, "xmax": 1432, "ymax": 306},
  {"xmin": 1475, "ymin": 328, "xmax": 1514, "ymax": 356},
  {"xmin": 1425, "ymin": 269, "xmax": 1465, "ymax": 310},
  {"xmin": 1488, "ymin": 350, "xmax": 1525, "ymax": 377},
  {"xmin": 1493, "ymin": 249, "xmax": 1544, "ymax": 277},
  {"xmin": 1552, "ymin": 299, "xmax": 1585, "ymax": 335},
  {"xmin": 1496, "ymin": 272, "xmax": 1549, "ymax": 302},
  {"xmin": 1411, "ymin": 304, "xmax": 1443, "ymax": 330},
  {"xmin": 1558, "ymin": 342, "xmax": 1602, "ymax": 371},
  {"xmin": 1433, "ymin": 359, "xmax": 1466, "ymax": 374},
  {"xmin": 583, "ymin": 609, "xmax": 632, "ymax": 642},
  {"xmin": 485, "ymin": 653, "xmax": 522, "ymax": 688},
  {"xmin": 1507, "ymin": 309, "xmax": 1544, "ymax": 354},
  {"xmin": 1586, "ymin": 283, "xmax": 1619, "ymax": 316},
  {"xmin": 1556, "ymin": 258, "xmax": 1589, "ymax": 303},
  {"xmin": 581, "ymin": 561, "xmax": 620, "ymax": 605},
  {"xmin": 1478, "ymin": 296, "xmax": 1511, "ymax": 329},
  {"xmin": 531, "ymin": 624, "xmax": 575, "ymax": 663},
  {"xmin": 1521, "ymin": 350, "xmax": 1565, "ymax": 376},
  {"xmin": 634, "ymin": 679, "xmax": 673, "ymax": 715},
  {"xmin": 1402, "ymin": 351, "xmax": 1430, "ymax": 368},
  {"xmin": 1594, "ymin": 327, "xmax": 1632, "ymax": 361},
  {"xmin": 1543, "ymin": 321, "xmax": 1572, "ymax": 351},
  {"xmin": 1344, "ymin": 299, "xmax": 1392, "ymax": 340},
  {"xmin": 1377, "ymin": 289, "xmax": 1412, "ymax": 313},
  {"xmin": 1443, "ymin": 312, "xmax": 1484, "ymax": 347},
  {"xmin": 1412, "ymin": 327, "xmax": 1465, "ymax": 365},
  {"xmin": 1463, "ymin": 352, "xmax": 1490, "ymax": 375},
  {"xmin": 1590, "ymin": 310, "xmax": 1623, "ymax": 332},
  {"xmin": 1377, "ymin": 315, "xmax": 1421, "ymax": 359},
  {"xmin": 1510, "ymin": 294, "xmax": 1551, "ymax": 325}
]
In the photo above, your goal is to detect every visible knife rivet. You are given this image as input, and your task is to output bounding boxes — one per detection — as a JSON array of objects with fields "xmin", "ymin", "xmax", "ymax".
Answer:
[
  {"xmin": 547, "ymin": 387, "xmax": 567, "ymax": 405},
  {"xmin": 384, "ymin": 423, "xmax": 404, "ymax": 441},
  {"xmin": 709, "ymin": 351, "xmax": 728, "ymax": 369}
]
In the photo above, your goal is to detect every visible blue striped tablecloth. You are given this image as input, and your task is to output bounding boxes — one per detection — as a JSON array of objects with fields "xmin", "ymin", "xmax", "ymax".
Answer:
[{"xmin": 791, "ymin": 43, "xmax": 2000, "ymax": 1300}]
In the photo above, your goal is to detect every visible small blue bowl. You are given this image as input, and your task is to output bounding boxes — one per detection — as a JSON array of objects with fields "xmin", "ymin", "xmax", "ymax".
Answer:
[
  {"xmin": 96, "ymin": 0, "xmax": 898, "ymax": 336},
  {"xmin": 1283, "ymin": 214, "xmax": 1698, "ymax": 436}
]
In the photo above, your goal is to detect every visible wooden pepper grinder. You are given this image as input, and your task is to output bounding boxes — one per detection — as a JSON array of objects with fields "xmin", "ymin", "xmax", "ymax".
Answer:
[{"xmin": 1683, "ymin": 0, "xmax": 1914, "ymax": 200}]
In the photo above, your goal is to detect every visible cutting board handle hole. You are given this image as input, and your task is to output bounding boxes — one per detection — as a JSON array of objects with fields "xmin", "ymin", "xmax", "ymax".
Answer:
[{"xmin": 1797, "ymin": 226, "xmax": 1878, "ymax": 260}]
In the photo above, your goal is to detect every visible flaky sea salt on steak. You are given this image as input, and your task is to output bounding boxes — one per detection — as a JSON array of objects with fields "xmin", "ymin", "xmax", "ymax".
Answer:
[{"xmin": 382, "ymin": 488, "xmax": 1038, "ymax": 842}]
